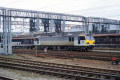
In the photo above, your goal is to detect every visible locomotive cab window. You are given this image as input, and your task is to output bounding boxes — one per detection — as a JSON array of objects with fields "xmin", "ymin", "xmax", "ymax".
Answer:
[
  {"xmin": 79, "ymin": 37, "xmax": 85, "ymax": 40},
  {"xmin": 86, "ymin": 36, "xmax": 94, "ymax": 40},
  {"xmin": 78, "ymin": 36, "xmax": 85, "ymax": 44}
]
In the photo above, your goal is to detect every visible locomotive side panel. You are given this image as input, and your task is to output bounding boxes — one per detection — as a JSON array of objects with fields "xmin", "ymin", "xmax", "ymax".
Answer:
[{"xmin": 39, "ymin": 36, "xmax": 74, "ymax": 46}]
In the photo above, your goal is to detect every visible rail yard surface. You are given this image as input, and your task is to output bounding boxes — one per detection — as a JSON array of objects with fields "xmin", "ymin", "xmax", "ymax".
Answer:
[
  {"xmin": 0, "ymin": 49, "xmax": 120, "ymax": 80},
  {"xmin": 13, "ymin": 49, "xmax": 120, "ymax": 61},
  {"xmin": 0, "ymin": 56, "xmax": 120, "ymax": 80}
]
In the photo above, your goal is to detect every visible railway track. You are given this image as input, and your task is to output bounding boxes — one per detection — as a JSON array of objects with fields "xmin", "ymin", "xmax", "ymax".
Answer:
[
  {"xmin": 0, "ymin": 76, "xmax": 14, "ymax": 80},
  {"xmin": 46, "ymin": 54, "xmax": 120, "ymax": 61},
  {"xmin": 13, "ymin": 49, "xmax": 120, "ymax": 61},
  {"xmin": 92, "ymin": 50, "xmax": 120, "ymax": 53},
  {"xmin": 0, "ymin": 57, "xmax": 120, "ymax": 80}
]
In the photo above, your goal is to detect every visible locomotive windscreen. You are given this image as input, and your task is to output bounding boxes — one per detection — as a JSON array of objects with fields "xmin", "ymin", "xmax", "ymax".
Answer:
[{"xmin": 86, "ymin": 36, "xmax": 95, "ymax": 40}]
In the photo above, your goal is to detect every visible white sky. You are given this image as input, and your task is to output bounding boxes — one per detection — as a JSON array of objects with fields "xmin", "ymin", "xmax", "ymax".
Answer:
[{"xmin": 0, "ymin": 0, "xmax": 120, "ymax": 20}]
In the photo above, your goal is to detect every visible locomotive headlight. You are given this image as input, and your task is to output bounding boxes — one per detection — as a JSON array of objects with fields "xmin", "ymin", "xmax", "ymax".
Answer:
[
  {"xmin": 86, "ymin": 42, "xmax": 89, "ymax": 44},
  {"xmin": 86, "ymin": 40, "xmax": 89, "ymax": 44},
  {"xmin": 93, "ymin": 41, "xmax": 95, "ymax": 44}
]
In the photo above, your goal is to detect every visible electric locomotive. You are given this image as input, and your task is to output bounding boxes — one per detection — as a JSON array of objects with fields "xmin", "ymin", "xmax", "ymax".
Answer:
[{"xmin": 34, "ymin": 34, "xmax": 95, "ymax": 51}]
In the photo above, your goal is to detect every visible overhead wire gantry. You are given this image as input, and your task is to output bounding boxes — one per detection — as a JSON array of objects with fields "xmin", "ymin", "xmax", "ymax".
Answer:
[{"xmin": 0, "ymin": 7, "xmax": 120, "ymax": 54}]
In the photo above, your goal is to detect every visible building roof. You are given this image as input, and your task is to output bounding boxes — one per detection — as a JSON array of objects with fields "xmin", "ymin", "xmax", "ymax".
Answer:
[{"xmin": 94, "ymin": 34, "xmax": 120, "ymax": 37}]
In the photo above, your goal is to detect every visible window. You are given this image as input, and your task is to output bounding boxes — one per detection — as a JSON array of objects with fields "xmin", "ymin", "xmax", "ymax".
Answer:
[
  {"xmin": 69, "ymin": 37, "xmax": 71, "ymax": 42},
  {"xmin": 36, "ymin": 38, "xmax": 39, "ymax": 44},
  {"xmin": 86, "ymin": 36, "xmax": 94, "ymax": 40},
  {"xmin": 79, "ymin": 37, "xmax": 85, "ymax": 40},
  {"xmin": 1, "ymin": 44, "xmax": 3, "ymax": 48},
  {"xmin": 78, "ymin": 37, "xmax": 85, "ymax": 44},
  {"xmin": 72, "ymin": 37, "xmax": 74, "ymax": 42},
  {"xmin": 78, "ymin": 37, "xmax": 80, "ymax": 44},
  {"xmin": 69, "ymin": 37, "xmax": 74, "ymax": 42}
]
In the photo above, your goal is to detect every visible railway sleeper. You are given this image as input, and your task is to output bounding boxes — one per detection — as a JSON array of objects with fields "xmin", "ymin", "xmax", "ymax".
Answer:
[
  {"xmin": 0, "ymin": 57, "xmax": 119, "ymax": 70},
  {"xmin": 0, "ymin": 58, "xmax": 119, "ymax": 73},
  {"xmin": 0, "ymin": 76, "xmax": 14, "ymax": 80},
  {"xmin": 0, "ymin": 62, "xmax": 119, "ymax": 80},
  {"xmin": 0, "ymin": 57, "xmax": 120, "ymax": 75},
  {"xmin": 0, "ymin": 61, "xmax": 114, "ymax": 77}
]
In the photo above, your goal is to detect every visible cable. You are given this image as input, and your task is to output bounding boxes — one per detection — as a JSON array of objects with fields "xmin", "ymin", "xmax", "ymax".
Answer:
[
  {"xmin": 107, "ymin": 15, "xmax": 120, "ymax": 18},
  {"xmin": 37, "ymin": 0, "xmax": 104, "ymax": 11},
  {"xmin": 0, "ymin": 0, "xmax": 24, "ymax": 6},
  {"xmin": 63, "ymin": 3, "xmax": 120, "ymax": 13},
  {"xmin": 78, "ymin": 9, "xmax": 120, "ymax": 17},
  {"xmin": 36, "ymin": 0, "xmax": 80, "ymax": 10},
  {"xmin": 61, "ymin": 5, "xmax": 120, "ymax": 19},
  {"xmin": 85, "ymin": 10, "xmax": 120, "ymax": 15}
]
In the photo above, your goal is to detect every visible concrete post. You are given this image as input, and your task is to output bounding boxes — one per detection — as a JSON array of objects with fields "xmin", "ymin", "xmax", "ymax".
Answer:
[
  {"xmin": 0, "ymin": 16, "xmax": 1, "ymax": 28},
  {"xmin": 62, "ymin": 20, "xmax": 65, "ymax": 32},
  {"xmin": 0, "ymin": 15, "xmax": 1, "ymax": 54},
  {"xmin": 85, "ymin": 17, "xmax": 88, "ymax": 35},
  {"xmin": 108, "ymin": 24, "xmax": 110, "ymax": 33},
  {"xmin": 8, "ymin": 10, "xmax": 12, "ymax": 54},
  {"xmin": 0, "ymin": 16, "xmax": 2, "ymax": 42},
  {"xmin": 3, "ymin": 10, "xmax": 8, "ymax": 54},
  {"xmin": 119, "ymin": 21, "xmax": 120, "ymax": 34},
  {"xmin": 23, "ymin": 18, "xmax": 24, "ymax": 33},
  {"xmin": 36, "ymin": 18, "xmax": 40, "ymax": 31},
  {"xmin": 50, "ymin": 19, "xmax": 54, "ymax": 32}
]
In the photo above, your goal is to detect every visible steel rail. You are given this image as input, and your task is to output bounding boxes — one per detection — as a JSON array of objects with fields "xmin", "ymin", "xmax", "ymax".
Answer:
[
  {"xmin": 12, "ymin": 49, "xmax": 120, "ymax": 61},
  {"xmin": 0, "ymin": 56, "xmax": 120, "ymax": 74},
  {"xmin": 0, "ymin": 57, "xmax": 120, "ymax": 80},
  {"xmin": 0, "ymin": 76, "xmax": 14, "ymax": 80},
  {"xmin": 0, "ymin": 60, "xmax": 119, "ymax": 80}
]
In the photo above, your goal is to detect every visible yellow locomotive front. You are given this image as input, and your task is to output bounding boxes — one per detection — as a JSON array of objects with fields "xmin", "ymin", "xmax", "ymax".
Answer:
[
  {"xmin": 77, "ymin": 35, "xmax": 95, "ymax": 45},
  {"xmin": 85, "ymin": 36, "xmax": 95, "ymax": 45},
  {"xmin": 76, "ymin": 35, "xmax": 95, "ymax": 51}
]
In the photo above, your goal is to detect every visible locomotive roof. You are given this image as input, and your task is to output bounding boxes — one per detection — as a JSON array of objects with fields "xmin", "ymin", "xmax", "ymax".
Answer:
[
  {"xmin": 40, "ymin": 34, "xmax": 87, "ymax": 37},
  {"xmin": 12, "ymin": 33, "xmax": 94, "ymax": 40}
]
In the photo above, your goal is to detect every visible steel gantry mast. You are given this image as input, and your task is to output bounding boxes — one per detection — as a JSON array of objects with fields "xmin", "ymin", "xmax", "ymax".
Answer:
[
  {"xmin": 0, "ymin": 7, "xmax": 120, "ymax": 54},
  {"xmin": 0, "ymin": 8, "xmax": 12, "ymax": 54}
]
